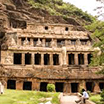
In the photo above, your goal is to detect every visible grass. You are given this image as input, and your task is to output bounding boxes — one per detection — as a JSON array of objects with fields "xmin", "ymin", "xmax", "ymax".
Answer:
[
  {"xmin": 89, "ymin": 94, "xmax": 102, "ymax": 104},
  {"xmin": 0, "ymin": 89, "xmax": 60, "ymax": 104}
]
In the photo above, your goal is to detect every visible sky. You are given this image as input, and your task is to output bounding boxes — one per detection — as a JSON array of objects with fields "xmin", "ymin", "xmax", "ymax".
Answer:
[{"xmin": 63, "ymin": 0, "xmax": 103, "ymax": 19}]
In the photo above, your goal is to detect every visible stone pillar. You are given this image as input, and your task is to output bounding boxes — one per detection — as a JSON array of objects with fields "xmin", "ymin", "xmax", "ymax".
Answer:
[
  {"xmin": 65, "ymin": 40, "xmax": 68, "ymax": 46},
  {"xmin": 31, "ymin": 53, "xmax": 34, "ymax": 65},
  {"xmin": 32, "ymin": 79, "xmax": 40, "ymax": 91},
  {"xmin": 66, "ymin": 54, "xmax": 68, "ymax": 65},
  {"xmin": 79, "ymin": 80, "xmax": 86, "ymax": 92},
  {"xmin": 84, "ymin": 53, "xmax": 88, "ymax": 65},
  {"xmin": 17, "ymin": 37, "xmax": 21, "ymax": 46},
  {"xmin": 41, "ymin": 54, "xmax": 44, "ymax": 65},
  {"xmin": 59, "ymin": 53, "xmax": 63, "ymax": 65},
  {"xmin": 50, "ymin": 54, "xmax": 53, "ymax": 65},
  {"xmin": 62, "ymin": 47, "xmax": 67, "ymax": 65},
  {"xmin": 30, "ymin": 38, "xmax": 34, "ymax": 46},
  {"xmin": 42, "ymin": 39, "xmax": 45, "ymax": 47},
  {"xmin": 16, "ymin": 80, "xmax": 23, "ymax": 90},
  {"xmin": 94, "ymin": 81, "xmax": 100, "ymax": 92},
  {"xmin": 63, "ymin": 82, "xmax": 71, "ymax": 93},
  {"xmin": 75, "ymin": 53, "xmax": 78, "ymax": 65},
  {"xmin": 22, "ymin": 53, "xmax": 25, "ymax": 65}
]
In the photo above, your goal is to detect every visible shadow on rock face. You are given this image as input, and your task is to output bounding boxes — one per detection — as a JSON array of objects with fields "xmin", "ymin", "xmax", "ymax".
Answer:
[{"xmin": 0, "ymin": 32, "xmax": 5, "ymax": 39}]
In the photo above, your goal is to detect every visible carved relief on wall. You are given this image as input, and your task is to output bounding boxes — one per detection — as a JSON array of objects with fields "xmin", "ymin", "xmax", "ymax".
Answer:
[
  {"xmin": 50, "ymin": 39, "xmax": 56, "ymax": 48},
  {"xmin": 8, "ymin": 37, "xmax": 16, "ymax": 47},
  {"xmin": 76, "ymin": 39, "xmax": 81, "ymax": 45},
  {"xmin": 5, "ymin": 53, "xmax": 13, "ymax": 64},
  {"xmin": 36, "ymin": 39, "xmax": 42, "ymax": 47},
  {"xmin": 23, "ymin": 38, "xmax": 29, "ymax": 46}
]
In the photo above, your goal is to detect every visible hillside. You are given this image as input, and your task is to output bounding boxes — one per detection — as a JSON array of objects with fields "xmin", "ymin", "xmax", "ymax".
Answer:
[{"xmin": 0, "ymin": 0, "xmax": 95, "ymax": 30}]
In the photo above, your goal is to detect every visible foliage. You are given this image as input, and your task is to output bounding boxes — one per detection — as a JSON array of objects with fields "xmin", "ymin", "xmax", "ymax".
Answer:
[
  {"xmin": 47, "ymin": 84, "xmax": 55, "ymax": 92},
  {"xmin": 101, "ymin": 89, "xmax": 104, "ymax": 101},
  {"xmin": 28, "ymin": 0, "xmax": 95, "ymax": 25},
  {"xmin": 90, "ymin": 94, "xmax": 102, "ymax": 103},
  {"xmin": 51, "ymin": 93, "xmax": 60, "ymax": 104},
  {"xmin": 0, "ymin": 89, "xmax": 59, "ymax": 104},
  {"xmin": 85, "ymin": 20, "xmax": 104, "ymax": 69}
]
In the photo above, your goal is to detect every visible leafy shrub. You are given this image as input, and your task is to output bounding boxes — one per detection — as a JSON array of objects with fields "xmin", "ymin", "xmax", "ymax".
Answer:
[
  {"xmin": 47, "ymin": 84, "xmax": 55, "ymax": 92},
  {"xmin": 101, "ymin": 89, "xmax": 104, "ymax": 101}
]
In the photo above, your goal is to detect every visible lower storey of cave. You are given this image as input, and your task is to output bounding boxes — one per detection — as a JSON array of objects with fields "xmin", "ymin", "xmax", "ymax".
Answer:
[{"xmin": 1, "ymin": 78, "xmax": 104, "ymax": 93}]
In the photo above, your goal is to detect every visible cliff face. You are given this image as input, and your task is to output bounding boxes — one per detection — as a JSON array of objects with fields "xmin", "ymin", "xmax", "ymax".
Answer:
[{"xmin": 0, "ymin": 0, "xmax": 83, "ymax": 49}]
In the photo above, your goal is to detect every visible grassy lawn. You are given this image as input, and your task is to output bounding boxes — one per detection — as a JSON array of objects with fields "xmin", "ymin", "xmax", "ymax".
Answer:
[
  {"xmin": 90, "ymin": 94, "xmax": 102, "ymax": 104},
  {"xmin": 0, "ymin": 89, "xmax": 60, "ymax": 104}
]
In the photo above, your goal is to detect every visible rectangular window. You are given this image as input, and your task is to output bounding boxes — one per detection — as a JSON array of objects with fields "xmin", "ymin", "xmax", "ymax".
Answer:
[
  {"xmin": 14, "ymin": 53, "xmax": 22, "ymax": 64},
  {"xmin": 25, "ymin": 53, "xmax": 31, "ymax": 65}
]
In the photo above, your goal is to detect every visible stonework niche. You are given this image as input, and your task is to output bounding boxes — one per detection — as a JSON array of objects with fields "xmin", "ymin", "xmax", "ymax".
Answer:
[
  {"xmin": 86, "ymin": 82, "xmax": 94, "ymax": 92},
  {"xmin": 35, "ymin": 53, "xmax": 41, "ymax": 65},
  {"xmin": 23, "ymin": 81, "xmax": 32, "ymax": 90},
  {"xmin": 88, "ymin": 54, "xmax": 92, "ymax": 64},
  {"xmin": 55, "ymin": 82, "xmax": 64, "ymax": 92},
  {"xmin": 45, "ymin": 39, "xmax": 51, "ymax": 47},
  {"xmin": 14, "ymin": 53, "xmax": 22, "ymax": 64},
  {"xmin": 10, "ymin": 19, "xmax": 27, "ymax": 29},
  {"xmin": 68, "ymin": 53, "xmax": 75, "ymax": 65},
  {"xmin": 78, "ymin": 53, "xmax": 84, "ymax": 65},
  {"xmin": 99, "ymin": 82, "xmax": 104, "ymax": 91},
  {"xmin": 44, "ymin": 54, "xmax": 50, "ymax": 65},
  {"xmin": 53, "ymin": 54, "xmax": 59, "ymax": 65},
  {"xmin": 7, "ymin": 80, "xmax": 16, "ymax": 89},
  {"xmin": 40, "ymin": 82, "xmax": 48, "ymax": 92},
  {"xmin": 71, "ymin": 83, "xmax": 79, "ymax": 93},
  {"xmin": 25, "ymin": 53, "xmax": 31, "ymax": 65},
  {"xmin": 57, "ymin": 39, "xmax": 65, "ymax": 47}
]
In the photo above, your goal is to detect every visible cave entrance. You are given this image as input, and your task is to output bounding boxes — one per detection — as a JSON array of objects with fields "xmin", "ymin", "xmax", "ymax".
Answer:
[
  {"xmin": 71, "ymin": 83, "xmax": 79, "ymax": 93},
  {"xmin": 68, "ymin": 53, "xmax": 75, "ymax": 65},
  {"xmin": 7, "ymin": 80, "xmax": 16, "ymax": 89},
  {"xmin": 78, "ymin": 54, "xmax": 84, "ymax": 65},
  {"xmin": 40, "ymin": 82, "xmax": 48, "ymax": 92},
  {"xmin": 44, "ymin": 54, "xmax": 50, "ymax": 65},
  {"xmin": 23, "ymin": 81, "xmax": 32, "ymax": 90},
  {"xmin": 86, "ymin": 82, "xmax": 94, "ymax": 92},
  {"xmin": 14, "ymin": 53, "xmax": 22, "ymax": 65},
  {"xmin": 55, "ymin": 82, "xmax": 64, "ymax": 92},
  {"xmin": 53, "ymin": 54, "xmax": 59, "ymax": 65},
  {"xmin": 99, "ymin": 83, "xmax": 104, "ymax": 91},
  {"xmin": 35, "ymin": 53, "xmax": 41, "ymax": 65},
  {"xmin": 25, "ymin": 53, "xmax": 31, "ymax": 65},
  {"xmin": 88, "ymin": 54, "xmax": 92, "ymax": 64}
]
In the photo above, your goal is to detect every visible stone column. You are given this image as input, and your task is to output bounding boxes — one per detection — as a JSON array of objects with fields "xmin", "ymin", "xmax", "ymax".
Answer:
[
  {"xmin": 32, "ymin": 79, "xmax": 40, "ymax": 91},
  {"xmin": 22, "ymin": 53, "xmax": 25, "ymax": 65},
  {"xmin": 17, "ymin": 37, "xmax": 21, "ymax": 46},
  {"xmin": 63, "ymin": 82, "xmax": 71, "ymax": 93},
  {"xmin": 79, "ymin": 80, "xmax": 86, "ymax": 92},
  {"xmin": 50, "ymin": 54, "xmax": 53, "ymax": 65},
  {"xmin": 62, "ymin": 47, "xmax": 67, "ymax": 65},
  {"xmin": 75, "ymin": 53, "xmax": 78, "ymax": 65},
  {"xmin": 30, "ymin": 38, "xmax": 34, "ymax": 46},
  {"xmin": 66, "ymin": 54, "xmax": 68, "ymax": 65},
  {"xmin": 31, "ymin": 53, "xmax": 34, "ymax": 65},
  {"xmin": 42, "ymin": 39, "xmax": 45, "ymax": 47},
  {"xmin": 41, "ymin": 54, "xmax": 44, "ymax": 65},
  {"xmin": 84, "ymin": 53, "xmax": 88, "ymax": 65},
  {"xmin": 16, "ymin": 80, "xmax": 23, "ymax": 90},
  {"xmin": 65, "ymin": 40, "xmax": 68, "ymax": 46},
  {"xmin": 94, "ymin": 81, "xmax": 100, "ymax": 92}
]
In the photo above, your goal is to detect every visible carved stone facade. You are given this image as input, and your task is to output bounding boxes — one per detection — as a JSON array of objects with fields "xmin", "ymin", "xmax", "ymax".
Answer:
[{"xmin": 0, "ymin": 23, "xmax": 104, "ymax": 93}]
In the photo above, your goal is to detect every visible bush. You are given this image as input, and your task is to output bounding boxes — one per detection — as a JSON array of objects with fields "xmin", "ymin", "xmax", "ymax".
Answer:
[
  {"xmin": 101, "ymin": 89, "xmax": 104, "ymax": 101},
  {"xmin": 47, "ymin": 84, "xmax": 55, "ymax": 92}
]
